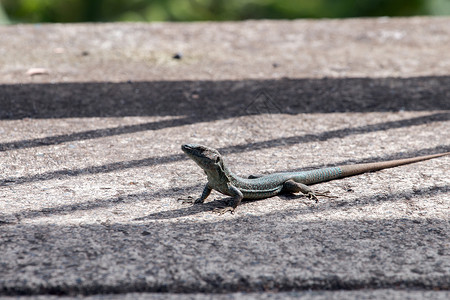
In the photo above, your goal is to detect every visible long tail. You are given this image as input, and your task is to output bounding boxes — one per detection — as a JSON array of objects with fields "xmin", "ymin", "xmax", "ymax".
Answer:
[{"xmin": 299, "ymin": 152, "xmax": 449, "ymax": 184}]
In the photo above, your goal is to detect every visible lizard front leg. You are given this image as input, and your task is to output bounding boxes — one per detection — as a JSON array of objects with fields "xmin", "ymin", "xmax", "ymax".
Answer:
[
  {"xmin": 213, "ymin": 185, "xmax": 243, "ymax": 214},
  {"xmin": 179, "ymin": 184, "xmax": 212, "ymax": 204},
  {"xmin": 282, "ymin": 180, "xmax": 336, "ymax": 202}
]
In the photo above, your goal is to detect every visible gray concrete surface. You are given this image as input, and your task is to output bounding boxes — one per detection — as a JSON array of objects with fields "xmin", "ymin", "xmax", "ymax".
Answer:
[
  {"xmin": 0, "ymin": 18, "xmax": 449, "ymax": 298},
  {"xmin": 1, "ymin": 290, "xmax": 450, "ymax": 300}
]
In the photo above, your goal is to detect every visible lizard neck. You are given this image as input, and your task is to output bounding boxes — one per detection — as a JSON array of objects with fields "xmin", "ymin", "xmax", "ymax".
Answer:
[
  {"xmin": 222, "ymin": 163, "xmax": 241, "ymax": 182},
  {"xmin": 205, "ymin": 158, "xmax": 242, "ymax": 186}
]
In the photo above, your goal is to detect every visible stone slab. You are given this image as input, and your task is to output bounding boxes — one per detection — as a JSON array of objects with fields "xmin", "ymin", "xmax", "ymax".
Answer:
[{"xmin": 0, "ymin": 18, "xmax": 449, "ymax": 297}]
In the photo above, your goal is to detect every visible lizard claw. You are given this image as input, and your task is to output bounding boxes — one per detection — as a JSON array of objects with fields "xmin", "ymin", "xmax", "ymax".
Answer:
[
  {"xmin": 306, "ymin": 192, "xmax": 319, "ymax": 203},
  {"xmin": 177, "ymin": 196, "xmax": 193, "ymax": 203},
  {"xmin": 316, "ymin": 191, "xmax": 338, "ymax": 199},
  {"xmin": 213, "ymin": 206, "xmax": 235, "ymax": 215},
  {"xmin": 307, "ymin": 191, "xmax": 337, "ymax": 203}
]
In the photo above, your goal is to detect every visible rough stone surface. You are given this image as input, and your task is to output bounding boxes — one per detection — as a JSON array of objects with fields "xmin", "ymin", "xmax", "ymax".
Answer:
[
  {"xmin": 0, "ymin": 18, "xmax": 449, "ymax": 298},
  {"xmin": 1, "ymin": 290, "xmax": 450, "ymax": 300},
  {"xmin": 1, "ymin": 17, "xmax": 450, "ymax": 83}
]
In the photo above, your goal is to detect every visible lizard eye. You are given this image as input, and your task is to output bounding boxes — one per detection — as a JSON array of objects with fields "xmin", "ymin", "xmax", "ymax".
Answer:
[{"xmin": 215, "ymin": 157, "xmax": 221, "ymax": 163}]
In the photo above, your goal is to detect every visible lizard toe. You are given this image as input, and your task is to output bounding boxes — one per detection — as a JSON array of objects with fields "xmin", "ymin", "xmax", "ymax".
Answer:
[
  {"xmin": 178, "ymin": 196, "xmax": 204, "ymax": 204},
  {"xmin": 213, "ymin": 206, "xmax": 235, "ymax": 215}
]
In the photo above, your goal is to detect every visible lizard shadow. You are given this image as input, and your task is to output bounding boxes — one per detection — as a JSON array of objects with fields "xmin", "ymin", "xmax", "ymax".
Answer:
[
  {"xmin": 133, "ymin": 197, "xmax": 244, "ymax": 221},
  {"xmin": 133, "ymin": 197, "xmax": 270, "ymax": 221},
  {"xmin": 134, "ymin": 184, "xmax": 450, "ymax": 221}
]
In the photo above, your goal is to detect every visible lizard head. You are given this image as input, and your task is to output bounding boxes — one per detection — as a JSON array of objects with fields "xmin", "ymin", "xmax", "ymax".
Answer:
[{"xmin": 181, "ymin": 144, "xmax": 226, "ymax": 176}]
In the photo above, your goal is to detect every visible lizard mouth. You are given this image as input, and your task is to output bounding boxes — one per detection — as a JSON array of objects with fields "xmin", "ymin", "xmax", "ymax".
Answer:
[
  {"xmin": 181, "ymin": 144, "xmax": 220, "ymax": 161},
  {"xmin": 181, "ymin": 144, "xmax": 195, "ymax": 153},
  {"xmin": 181, "ymin": 144, "xmax": 203, "ymax": 157}
]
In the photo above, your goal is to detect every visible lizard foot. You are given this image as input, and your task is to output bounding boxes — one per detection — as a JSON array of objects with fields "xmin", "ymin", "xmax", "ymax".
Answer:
[
  {"xmin": 177, "ymin": 196, "xmax": 203, "ymax": 204},
  {"xmin": 213, "ymin": 206, "xmax": 235, "ymax": 215},
  {"xmin": 307, "ymin": 191, "xmax": 337, "ymax": 203}
]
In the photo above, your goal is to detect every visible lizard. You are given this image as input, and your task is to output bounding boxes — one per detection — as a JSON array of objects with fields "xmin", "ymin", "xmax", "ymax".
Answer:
[{"xmin": 180, "ymin": 143, "xmax": 449, "ymax": 214}]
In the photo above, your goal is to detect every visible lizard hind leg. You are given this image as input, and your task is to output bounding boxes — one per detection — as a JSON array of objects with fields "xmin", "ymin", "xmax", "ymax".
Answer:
[{"xmin": 282, "ymin": 180, "xmax": 336, "ymax": 203}]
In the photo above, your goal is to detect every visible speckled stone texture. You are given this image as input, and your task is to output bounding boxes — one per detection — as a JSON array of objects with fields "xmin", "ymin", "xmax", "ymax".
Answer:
[{"xmin": 0, "ymin": 18, "xmax": 449, "ymax": 298}]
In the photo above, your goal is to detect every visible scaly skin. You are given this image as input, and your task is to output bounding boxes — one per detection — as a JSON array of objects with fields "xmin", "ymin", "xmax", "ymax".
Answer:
[{"xmin": 181, "ymin": 144, "xmax": 449, "ymax": 214}]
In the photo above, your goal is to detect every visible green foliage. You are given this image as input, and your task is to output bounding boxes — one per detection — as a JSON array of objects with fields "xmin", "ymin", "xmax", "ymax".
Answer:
[{"xmin": 1, "ymin": 0, "xmax": 449, "ymax": 24}]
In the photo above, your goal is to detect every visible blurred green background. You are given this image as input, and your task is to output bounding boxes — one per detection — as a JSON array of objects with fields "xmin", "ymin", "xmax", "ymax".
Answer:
[{"xmin": 1, "ymin": 0, "xmax": 450, "ymax": 24}]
